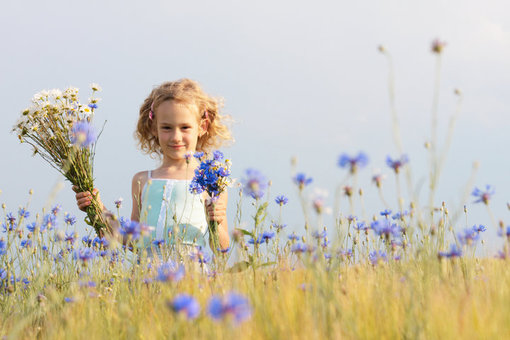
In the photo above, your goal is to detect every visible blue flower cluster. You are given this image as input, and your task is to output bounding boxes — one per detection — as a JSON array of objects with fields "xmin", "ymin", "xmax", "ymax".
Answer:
[
  {"xmin": 242, "ymin": 168, "xmax": 268, "ymax": 199},
  {"xmin": 338, "ymin": 151, "xmax": 369, "ymax": 173},
  {"xmin": 189, "ymin": 151, "xmax": 231, "ymax": 199}
]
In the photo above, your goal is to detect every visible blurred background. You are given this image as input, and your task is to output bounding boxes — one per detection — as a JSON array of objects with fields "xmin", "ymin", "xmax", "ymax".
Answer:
[{"xmin": 1, "ymin": 0, "xmax": 508, "ymax": 253}]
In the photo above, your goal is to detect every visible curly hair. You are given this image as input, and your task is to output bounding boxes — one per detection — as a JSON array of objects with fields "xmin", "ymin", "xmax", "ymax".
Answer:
[{"xmin": 135, "ymin": 79, "xmax": 232, "ymax": 157}]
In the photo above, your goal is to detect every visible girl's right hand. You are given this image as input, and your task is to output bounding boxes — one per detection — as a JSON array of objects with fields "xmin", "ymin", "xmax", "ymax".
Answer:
[{"xmin": 72, "ymin": 186, "xmax": 101, "ymax": 212}]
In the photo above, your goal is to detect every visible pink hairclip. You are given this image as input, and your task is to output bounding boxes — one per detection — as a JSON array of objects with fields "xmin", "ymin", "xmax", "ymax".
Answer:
[{"xmin": 149, "ymin": 102, "xmax": 154, "ymax": 120}]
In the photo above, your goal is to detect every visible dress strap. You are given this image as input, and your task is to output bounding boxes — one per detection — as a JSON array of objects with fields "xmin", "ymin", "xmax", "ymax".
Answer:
[{"xmin": 147, "ymin": 170, "xmax": 152, "ymax": 179}]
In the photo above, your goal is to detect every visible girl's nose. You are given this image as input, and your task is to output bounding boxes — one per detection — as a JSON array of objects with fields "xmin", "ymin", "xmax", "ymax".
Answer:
[{"xmin": 171, "ymin": 129, "xmax": 182, "ymax": 142}]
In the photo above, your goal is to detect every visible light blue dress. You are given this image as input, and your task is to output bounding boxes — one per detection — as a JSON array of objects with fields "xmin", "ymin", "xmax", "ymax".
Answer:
[{"xmin": 139, "ymin": 170, "xmax": 208, "ymax": 250}]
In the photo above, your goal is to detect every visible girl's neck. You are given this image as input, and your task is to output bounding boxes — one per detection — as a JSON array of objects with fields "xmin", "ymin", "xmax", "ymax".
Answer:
[{"xmin": 154, "ymin": 158, "xmax": 199, "ymax": 180}]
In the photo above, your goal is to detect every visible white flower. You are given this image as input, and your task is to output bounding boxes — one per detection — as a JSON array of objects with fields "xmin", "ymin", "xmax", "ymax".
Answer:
[
  {"xmin": 310, "ymin": 188, "xmax": 330, "ymax": 215},
  {"xmin": 49, "ymin": 89, "xmax": 63, "ymax": 99},
  {"xmin": 90, "ymin": 83, "xmax": 102, "ymax": 92}
]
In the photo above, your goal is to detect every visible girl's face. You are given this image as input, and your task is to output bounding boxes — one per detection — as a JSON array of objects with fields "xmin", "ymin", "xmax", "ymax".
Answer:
[{"xmin": 152, "ymin": 100, "xmax": 206, "ymax": 163}]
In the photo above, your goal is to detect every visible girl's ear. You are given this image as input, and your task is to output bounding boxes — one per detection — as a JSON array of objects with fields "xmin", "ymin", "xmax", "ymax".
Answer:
[{"xmin": 199, "ymin": 118, "xmax": 209, "ymax": 137}]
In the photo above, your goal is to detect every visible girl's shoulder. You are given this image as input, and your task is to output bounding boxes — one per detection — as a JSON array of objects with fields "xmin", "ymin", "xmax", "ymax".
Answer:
[{"xmin": 131, "ymin": 170, "xmax": 150, "ymax": 195}]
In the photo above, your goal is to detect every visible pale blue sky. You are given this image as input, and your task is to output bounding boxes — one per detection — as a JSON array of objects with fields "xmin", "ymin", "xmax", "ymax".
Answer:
[{"xmin": 1, "ymin": 0, "xmax": 509, "ymax": 253}]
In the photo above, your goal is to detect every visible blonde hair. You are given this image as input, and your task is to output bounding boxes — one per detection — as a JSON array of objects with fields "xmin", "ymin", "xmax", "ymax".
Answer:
[{"xmin": 135, "ymin": 79, "xmax": 232, "ymax": 157}]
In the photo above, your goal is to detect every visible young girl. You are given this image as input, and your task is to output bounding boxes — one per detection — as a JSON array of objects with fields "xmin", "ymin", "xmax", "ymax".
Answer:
[{"xmin": 75, "ymin": 79, "xmax": 232, "ymax": 252}]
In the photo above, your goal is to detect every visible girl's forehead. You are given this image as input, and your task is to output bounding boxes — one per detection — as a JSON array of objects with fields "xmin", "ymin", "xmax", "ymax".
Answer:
[{"xmin": 157, "ymin": 100, "xmax": 200, "ymax": 121}]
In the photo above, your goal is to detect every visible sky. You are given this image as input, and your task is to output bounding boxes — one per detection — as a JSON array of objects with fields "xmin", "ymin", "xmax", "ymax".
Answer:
[{"xmin": 0, "ymin": 0, "xmax": 509, "ymax": 254}]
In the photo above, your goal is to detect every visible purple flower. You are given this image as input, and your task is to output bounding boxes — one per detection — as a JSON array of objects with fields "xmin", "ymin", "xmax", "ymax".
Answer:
[
  {"xmin": 293, "ymin": 173, "xmax": 313, "ymax": 190},
  {"xmin": 438, "ymin": 244, "xmax": 462, "ymax": 259},
  {"xmin": 288, "ymin": 233, "xmax": 300, "ymax": 242},
  {"xmin": 275, "ymin": 195, "xmax": 288, "ymax": 206},
  {"xmin": 472, "ymin": 185, "xmax": 495, "ymax": 205},
  {"xmin": 18, "ymin": 208, "xmax": 30, "ymax": 219},
  {"xmin": 338, "ymin": 152, "xmax": 369, "ymax": 173},
  {"xmin": 156, "ymin": 261, "xmax": 185, "ymax": 283},
  {"xmin": 371, "ymin": 220, "xmax": 401, "ymax": 239},
  {"xmin": 74, "ymin": 248, "xmax": 96, "ymax": 262},
  {"xmin": 242, "ymin": 168, "xmax": 268, "ymax": 199},
  {"xmin": 271, "ymin": 223, "xmax": 287, "ymax": 231},
  {"xmin": 64, "ymin": 213, "xmax": 77, "ymax": 226},
  {"xmin": 213, "ymin": 150, "xmax": 224, "ymax": 161},
  {"xmin": 20, "ymin": 239, "xmax": 32, "ymax": 248},
  {"xmin": 386, "ymin": 155, "xmax": 409, "ymax": 174},
  {"xmin": 369, "ymin": 250, "xmax": 387, "ymax": 265},
  {"xmin": 169, "ymin": 294, "xmax": 200, "ymax": 320},
  {"xmin": 70, "ymin": 120, "xmax": 97, "ymax": 147},
  {"xmin": 291, "ymin": 243, "xmax": 308, "ymax": 253},
  {"xmin": 261, "ymin": 231, "xmax": 275, "ymax": 242},
  {"xmin": 312, "ymin": 230, "xmax": 327, "ymax": 240},
  {"xmin": 354, "ymin": 222, "xmax": 369, "ymax": 232},
  {"xmin": 119, "ymin": 218, "xmax": 142, "ymax": 240},
  {"xmin": 380, "ymin": 209, "xmax": 392, "ymax": 217},
  {"xmin": 207, "ymin": 292, "xmax": 252, "ymax": 324},
  {"xmin": 189, "ymin": 246, "xmax": 211, "ymax": 264}
]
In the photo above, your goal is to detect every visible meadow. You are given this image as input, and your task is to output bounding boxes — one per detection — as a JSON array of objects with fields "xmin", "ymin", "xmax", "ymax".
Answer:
[{"xmin": 1, "ymin": 41, "xmax": 510, "ymax": 340}]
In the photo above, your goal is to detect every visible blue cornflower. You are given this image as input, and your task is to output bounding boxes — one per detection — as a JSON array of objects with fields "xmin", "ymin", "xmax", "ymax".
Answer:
[
  {"xmin": 92, "ymin": 237, "xmax": 109, "ymax": 249},
  {"xmin": 2, "ymin": 223, "xmax": 16, "ymax": 233},
  {"xmin": 288, "ymin": 233, "xmax": 300, "ymax": 241},
  {"xmin": 271, "ymin": 223, "xmax": 287, "ymax": 231},
  {"xmin": 26, "ymin": 222, "xmax": 37, "ymax": 233},
  {"xmin": 64, "ymin": 297, "xmax": 76, "ymax": 303},
  {"xmin": 369, "ymin": 250, "xmax": 387, "ymax": 265},
  {"xmin": 242, "ymin": 168, "xmax": 268, "ymax": 199},
  {"xmin": 156, "ymin": 261, "xmax": 185, "ymax": 283},
  {"xmin": 82, "ymin": 235, "xmax": 93, "ymax": 247},
  {"xmin": 119, "ymin": 217, "xmax": 141, "ymax": 240},
  {"xmin": 247, "ymin": 236, "xmax": 264, "ymax": 245},
  {"xmin": 291, "ymin": 243, "xmax": 308, "ymax": 253},
  {"xmin": 152, "ymin": 239, "xmax": 166, "ymax": 247},
  {"xmin": 392, "ymin": 211, "xmax": 409, "ymax": 220},
  {"xmin": 18, "ymin": 208, "xmax": 30, "ymax": 219},
  {"xmin": 312, "ymin": 230, "xmax": 327, "ymax": 240},
  {"xmin": 213, "ymin": 150, "xmax": 224, "ymax": 161},
  {"xmin": 438, "ymin": 244, "xmax": 462, "ymax": 259},
  {"xmin": 261, "ymin": 231, "xmax": 275, "ymax": 242},
  {"xmin": 275, "ymin": 195, "xmax": 289, "ymax": 206},
  {"xmin": 189, "ymin": 181, "xmax": 204, "ymax": 195},
  {"xmin": 371, "ymin": 220, "xmax": 401, "ymax": 239},
  {"xmin": 473, "ymin": 224, "xmax": 487, "ymax": 233},
  {"xmin": 0, "ymin": 239, "xmax": 6, "ymax": 255},
  {"xmin": 386, "ymin": 154, "xmax": 409, "ymax": 174},
  {"xmin": 354, "ymin": 222, "xmax": 369, "ymax": 232},
  {"xmin": 338, "ymin": 152, "xmax": 369, "ymax": 173},
  {"xmin": 193, "ymin": 151, "xmax": 204, "ymax": 160},
  {"xmin": 472, "ymin": 185, "xmax": 495, "ymax": 205},
  {"xmin": 42, "ymin": 213, "xmax": 57, "ymax": 230},
  {"xmin": 70, "ymin": 120, "xmax": 97, "ymax": 147},
  {"xmin": 6, "ymin": 213, "xmax": 16, "ymax": 226},
  {"xmin": 189, "ymin": 246, "xmax": 211, "ymax": 264},
  {"xmin": 498, "ymin": 226, "xmax": 510, "ymax": 238},
  {"xmin": 20, "ymin": 239, "xmax": 32, "ymax": 248},
  {"xmin": 169, "ymin": 294, "xmax": 201, "ymax": 320},
  {"xmin": 74, "ymin": 248, "xmax": 96, "ymax": 262},
  {"xmin": 65, "ymin": 231, "xmax": 77, "ymax": 244},
  {"xmin": 64, "ymin": 213, "xmax": 77, "ymax": 226},
  {"xmin": 380, "ymin": 209, "xmax": 392, "ymax": 217},
  {"xmin": 88, "ymin": 103, "xmax": 98, "ymax": 109},
  {"xmin": 51, "ymin": 205, "xmax": 62, "ymax": 216},
  {"xmin": 337, "ymin": 248, "xmax": 353, "ymax": 259},
  {"xmin": 293, "ymin": 173, "xmax": 313, "ymax": 190},
  {"xmin": 0, "ymin": 268, "xmax": 6, "ymax": 280},
  {"xmin": 207, "ymin": 292, "xmax": 252, "ymax": 324}
]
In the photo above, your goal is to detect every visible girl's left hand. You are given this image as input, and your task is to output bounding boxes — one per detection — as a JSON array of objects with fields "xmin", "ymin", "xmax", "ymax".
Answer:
[{"xmin": 205, "ymin": 195, "xmax": 227, "ymax": 225}]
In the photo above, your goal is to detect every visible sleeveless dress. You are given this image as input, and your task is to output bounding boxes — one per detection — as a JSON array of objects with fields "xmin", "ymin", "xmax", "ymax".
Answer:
[{"xmin": 139, "ymin": 170, "xmax": 208, "ymax": 251}]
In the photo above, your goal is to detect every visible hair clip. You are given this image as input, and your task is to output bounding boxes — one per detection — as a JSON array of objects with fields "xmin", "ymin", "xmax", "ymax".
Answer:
[
  {"xmin": 203, "ymin": 110, "xmax": 209, "ymax": 120},
  {"xmin": 149, "ymin": 102, "xmax": 154, "ymax": 120}
]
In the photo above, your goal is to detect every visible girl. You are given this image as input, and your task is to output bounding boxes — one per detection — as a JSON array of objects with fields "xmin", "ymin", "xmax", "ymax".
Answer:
[{"xmin": 75, "ymin": 79, "xmax": 232, "ymax": 252}]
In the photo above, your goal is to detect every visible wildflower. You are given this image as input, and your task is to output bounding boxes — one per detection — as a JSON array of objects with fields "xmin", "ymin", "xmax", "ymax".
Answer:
[
  {"xmin": 261, "ymin": 231, "xmax": 275, "ymax": 242},
  {"xmin": 242, "ymin": 168, "xmax": 268, "ymax": 199},
  {"xmin": 51, "ymin": 205, "xmax": 62, "ymax": 216},
  {"xmin": 293, "ymin": 173, "xmax": 313, "ymax": 190},
  {"xmin": 275, "ymin": 195, "xmax": 288, "ymax": 206},
  {"xmin": 312, "ymin": 230, "xmax": 327, "ymax": 240},
  {"xmin": 152, "ymin": 239, "xmax": 166, "ymax": 247},
  {"xmin": 20, "ymin": 239, "xmax": 32, "ymax": 248},
  {"xmin": 371, "ymin": 220, "xmax": 401, "ymax": 239},
  {"xmin": 473, "ymin": 224, "xmax": 487, "ymax": 233},
  {"xmin": 92, "ymin": 237, "xmax": 109, "ymax": 249},
  {"xmin": 189, "ymin": 246, "xmax": 211, "ymax": 264},
  {"xmin": 311, "ymin": 189, "xmax": 329, "ymax": 214},
  {"xmin": 354, "ymin": 222, "xmax": 369, "ymax": 232},
  {"xmin": 114, "ymin": 198, "xmax": 123, "ymax": 209},
  {"xmin": 90, "ymin": 83, "xmax": 102, "ymax": 92},
  {"xmin": 431, "ymin": 38, "xmax": 446, "ymax": 54},
  {"xmin": 369, "ymin": 250, "xmax": 387, "ymax": 265},
  {"xmin": 372, "ymin": 173, "xmax": 385, "ymax": 188},
  {"xmin": 64, "ymin": 213, "xmax": 77, "ymax": 226},
  {"xmin": 271, "ymin": 223, "xmax": 287, "ymax": 231},
  {"xmin": 291, "ymin": 243, "xmax": 308, "ymax": 253},
  {"xmin": 207, "ymin": 292, "xmax": 252, "ymax": 324},
  {"xmin": 472, "ymin": 185, "xmax": 495, "ymax": 205},
  {"xmin": 288, "ymin": 233, "xmax": 300, "ymax": 242},
  {"xmin": 119, "ymin": 217, "xmax": 141, "ymax": 240},
  {"xmin": 386, "ymin": 155, "xmax": 409, "ymax": 174},
  {"xmin": 498, "ymin": 226, "xmax": 510, "ymax": 239},
  {"xmin": 18, "ymin": 207, "xmax": 30, "ymax": 219},
  {"xmin": 247, "ymin": 236, "xmax": 264, "ymax": 245},
  {"xmin": 70, "ymin": 120, "xmax": 97, "ymax": 147},
  {"xmin": 82, "ymin": 235, "xmax": 93, "ymax": 247},
  {"xmin": 156, "ymin": 261, "xmax": 185, "ymax": 283},
  {"xmin": 337, "ymin": 152, "xmax": 369, "ymax": 173},
  {"xmin": 0, "ymin": 239, "xmax": 6, "ymax": 255},
  {"xmin": 64, "ymin": 297, "xmax": 76, "ymax": 303},
  {"xmin": 438, "ymin": 244, "xmax": 462, "ymax": 259},
  {"xmin": 42, "ymin": 214, "xmax": 57, "ymax": 230},
  {"xmin": 169, "ymin": 294, "xmax": 201, "ymax": 320},
  {"xmin": 343, "ymin": 186, "xmax": 353, "ymax": 197},
  {"xmin": 65, "ymin": 231, "xmax": 78, "ymax": 244},
  {"xmin": 6, "ymin": 213, "xmax": 16, "ymax": 226},
  {"xmin": 184, "ymin": 152, "xmax": 193, "ymax": 163},
  {"xmin": 193, "ymin": 151, "xmax": 204, "ymax": 160},
  {"xmin": 74, "ymin": 248, "xmax": 96, "ymax": 262},
  {"xmin": 88, "ymin": 103, "xmax": 98, "ymax": 109},
  {"xmin": 213, "ymin": 150, "xmax": 224, "ymax": 161},
  {"xmin": 26, "ymin": 222, "xmax": 37, "ymax": 233},
  {"xmin": 392, "ymin": 211, "xmax": 408, "ymax": 220},
  {"xmin": 380, "ymin": 209, "xmax": 392, "ymax": 217}
]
